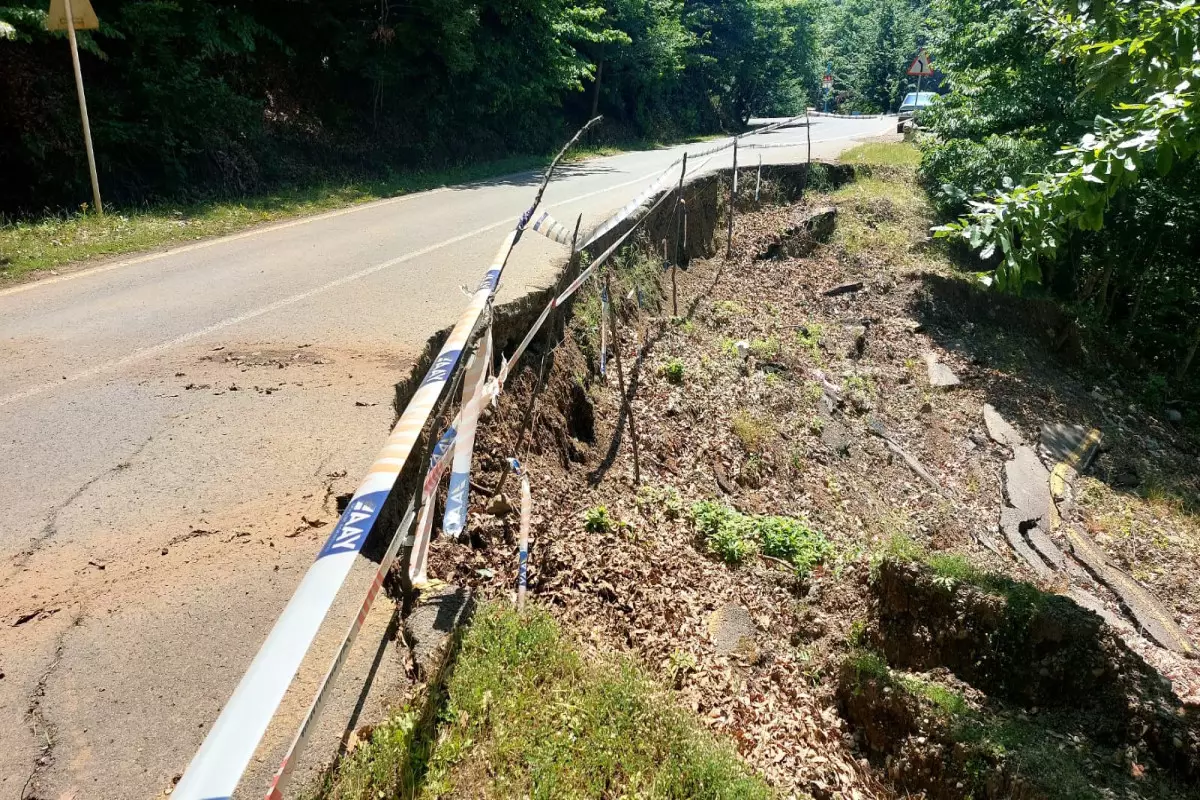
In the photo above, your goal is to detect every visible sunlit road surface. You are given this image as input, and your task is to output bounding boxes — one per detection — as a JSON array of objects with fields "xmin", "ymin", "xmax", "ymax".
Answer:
[{"xmin": 0, "ymin": 113, "xmax": 894, "ymax": 799}]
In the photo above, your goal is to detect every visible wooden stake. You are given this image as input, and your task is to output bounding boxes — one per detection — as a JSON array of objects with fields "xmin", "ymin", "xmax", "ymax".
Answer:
[
  {"xmin": 726, "ymin": 138, "xmax": 738, "ymax": 258},
  {"xmin": 605, "ymin": 271, "xmax": 641, "ymax": 484},
  {"xmin": 802, "ymin": 108, "xmax": 812, "ymax": 196},
  {"xmin": 755, "ymin": 154, "xmax": 762, "ymax": 202},
  {"xmin": 671, "ymin": 153, "xmax": 687, "ymax": 317}
]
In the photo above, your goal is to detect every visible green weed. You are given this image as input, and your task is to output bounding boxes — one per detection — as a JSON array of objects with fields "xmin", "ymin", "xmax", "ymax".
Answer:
[
  {"xmin": 691, "ymin": 500, "xmax": 830, "ymax": 575},
  {"xmin": 582, "ymin": 505, "xmax": 617, "ymax": 533},
  {"xmin": 661, "ymin": 358, "xmax": 685, "ymax": 385},
  {"xmin": 636, "ymin": 484, "xmax": 684, "ymax": 521},
  {"xmin": 795, "ymin": 324, "xmax": 824, "ymax": 360}
]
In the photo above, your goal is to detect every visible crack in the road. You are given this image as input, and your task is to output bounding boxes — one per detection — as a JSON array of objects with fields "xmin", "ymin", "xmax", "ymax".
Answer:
[
  {"xmin": 20, "ymin": 607, "xmax": 83, "ymax": 800},
  {"xmin": 11, "ymin": 435, "xmax": 155, "ymax": 571}
]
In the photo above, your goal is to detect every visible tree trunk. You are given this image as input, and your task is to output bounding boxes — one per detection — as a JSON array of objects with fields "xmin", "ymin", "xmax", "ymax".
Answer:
[
  {"xmin": 1177, "ymin": 321, "xmax": 1200, "ymax": 382},
  {"xmin": 590, "ymin": 59, "xmax": 603, "ymax": 120}
]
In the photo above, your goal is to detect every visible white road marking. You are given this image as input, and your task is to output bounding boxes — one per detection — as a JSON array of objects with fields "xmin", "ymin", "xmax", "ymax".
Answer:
[
  {"xmin": 0, "ymin": 170, "xmax": 660, "ymax": 409},
  {"xmin": 0, "ymin": 188, "xmax": 449, "ymax": 300}
]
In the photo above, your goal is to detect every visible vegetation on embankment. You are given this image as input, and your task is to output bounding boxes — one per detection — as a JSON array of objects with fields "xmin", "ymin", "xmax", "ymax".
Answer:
[
  {"xmin": 309, "ymin": 142, "xmax": 1198, "ymax": 800},
  {"xmin": 309, "ymin": 603, "xmax": 771, "ymax": 800},
  {"xmin": 918, "ymin": 0, "xmax": 1200, "ymax": 399}
]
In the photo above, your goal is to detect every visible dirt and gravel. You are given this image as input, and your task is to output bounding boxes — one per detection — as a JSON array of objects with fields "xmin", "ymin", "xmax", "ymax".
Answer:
[{"xmin": 413, "ymin": 160, "xmax": 1200, "ymax": 799}]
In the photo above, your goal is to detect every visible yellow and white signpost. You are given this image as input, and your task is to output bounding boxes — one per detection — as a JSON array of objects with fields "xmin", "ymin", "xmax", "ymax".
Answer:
[{"xmin": 47, "ymin": 0, "xmax": 102, "ymax": 214}]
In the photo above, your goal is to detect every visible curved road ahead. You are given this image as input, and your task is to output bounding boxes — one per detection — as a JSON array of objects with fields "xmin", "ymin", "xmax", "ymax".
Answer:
[{"xmin": 0, "ymin": 114, "xmax": 893, "ymax": 799}]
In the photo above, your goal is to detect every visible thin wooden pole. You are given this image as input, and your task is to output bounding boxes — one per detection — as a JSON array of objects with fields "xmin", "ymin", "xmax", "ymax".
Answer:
[
  {"xmin": 63, "ymin": 0, "xmax": 102, "ymax": 214},
  {"xmin": 755, "ymin": 155, "xmax": 762, "ymax": 202},
  {"xmin": 671, "ymin": 153, "xmax": 687, "ymax": 317},
  {"xmin": 605, "ymin": 271, "xmax": 641, "ymax": 484},
  {"xmin": 802, "ymin": 108, "xmax": 812, "ymax": 196},
  {"xmin": 726, "ymin": 138, "xmax": 738, "ymax": 258}
]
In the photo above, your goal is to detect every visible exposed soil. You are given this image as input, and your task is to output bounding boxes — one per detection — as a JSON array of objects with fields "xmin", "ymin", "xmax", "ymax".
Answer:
[{"xmin": 416, "ymin": 163, "xmax": 1200, "ymax": 799}]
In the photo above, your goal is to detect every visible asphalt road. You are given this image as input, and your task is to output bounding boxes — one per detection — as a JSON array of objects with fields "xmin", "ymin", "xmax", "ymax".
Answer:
[{"xmin": 0, "ymin": 114, "xmax": 894, "ymax": 799}]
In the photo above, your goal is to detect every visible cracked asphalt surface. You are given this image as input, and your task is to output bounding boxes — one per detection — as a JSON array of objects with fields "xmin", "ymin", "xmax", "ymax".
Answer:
[{"xmin": 0, "ymin": 115, "xmax": 893, "ymax": 799}]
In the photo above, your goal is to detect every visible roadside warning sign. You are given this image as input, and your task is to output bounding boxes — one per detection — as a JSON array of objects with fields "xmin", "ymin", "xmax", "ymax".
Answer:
[
  {"xmin": 906, "ymin": 50, "xmax": 933, "ymax": 77},
  {"xmin": 822, "ymin": 74, "xmax": 833, "ymax": 90},
  {"xmin": 47, "ymin": 0, "xmax": 98, "ymax": 30}
]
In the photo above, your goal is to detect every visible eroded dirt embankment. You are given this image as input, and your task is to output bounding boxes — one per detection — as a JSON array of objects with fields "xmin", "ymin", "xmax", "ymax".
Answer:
[{"xmin": 356, "ymin": 152, "xmax": 1200, "ymax": 799}]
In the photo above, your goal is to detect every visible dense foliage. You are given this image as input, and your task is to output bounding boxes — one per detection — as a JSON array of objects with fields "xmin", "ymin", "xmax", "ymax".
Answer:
[
  {"xmin": 815, "ymin": 0, "xmax": 930, "ymax": 113},
  {"xmin": 0, "ymin": 0, "xmax": 818, "ymax": 214},
  {"xmin": 920, "ymin": 0, "xmax": 1200, "ymax": 388}
]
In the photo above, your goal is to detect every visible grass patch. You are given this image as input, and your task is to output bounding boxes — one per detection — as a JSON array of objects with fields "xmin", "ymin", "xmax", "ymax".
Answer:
[
  {"xmin": 691, "ymin": 500, "xmax": 830, "ymax": 574},
  {"xmin": 314, "ymin": 604, "xmax": 772, "ymax": 799},
  {"xmin": 828, "ymin": 175, "xmax": 933, "ymax": 265},
  {"xmin": 731, "ymin": 411, "xmax": 775, "ymax": 452},
  {"xmin": 838, "ymin": 141, "xmax": 922, "ymax": 168}
]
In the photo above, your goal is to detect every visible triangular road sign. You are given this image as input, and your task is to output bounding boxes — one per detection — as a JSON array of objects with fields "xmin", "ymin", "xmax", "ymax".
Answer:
[
  {"xmin": 47, "ymin": 0, "xmax": 99, "ymax": 31},
  {"xmin": 906, "ymin": 50, "xmax": 933, "ymax": 77}
]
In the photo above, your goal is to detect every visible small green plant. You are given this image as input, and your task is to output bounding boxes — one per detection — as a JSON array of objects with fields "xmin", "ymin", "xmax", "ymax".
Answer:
[
  {"xmin": 808, "ymin": 414, "xmax": 825, "ymax": 434},
  {"xmin": 708, "ymin": 521, "xmax": 758, "ymax": 564},
  {"xmin": 749, "ymin": 515, "xmax": 831, "ymax": 574},
  {"xmin": 583, "ymin": 505, "xmax": 616, "ymax": 533},
  {"xmin": 795, "ymin": 324, "xmax": 824, "ymax": 360},
  {"xmin": 749, "ymin": 337, "xmax": 781, "ymax": 360},
  {"xmin": 666, "ymin": 648, "xmax": 698, "ymax": 686},
  {"xmin": 764, "ymin": 372, "xmax": 781, "ymax": 388},
  {"xmin": 671, "ymin": 316, "xmax": 696, "ymax": 335},
  {"xmin": 718, "ymin": 337, "xmax": 742, "ymax": 358},
  {"xmin": 661, "ymin": 358, "xmax": 685, "ymax": 384},
  {"xmin": 636, "ymin": 484, "xmax": 684, "ymax": 520},
  {"xmin": 843, "ymin": 373, "xmax": 874, "ymax": 395},
  {"xmin": 692, "ymin": 500, "xmax": 756, "ymax": 564},
  {"xmin": 692, "ymin": 500, "xmax": 831, "ymax": 575},
  {"xmin": 732, "ymin": 411, "xmax": 774, "ymax": 452},
  {"xmin": 847, "ymin": 619, "xmax": 868, "ymax": 647},
  {"xmin": 711, "ymin": 299, "xmax": 746, "ymax": 325}
]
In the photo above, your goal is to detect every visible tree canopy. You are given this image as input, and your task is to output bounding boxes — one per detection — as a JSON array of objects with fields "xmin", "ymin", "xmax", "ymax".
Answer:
[
  {"xmin": 920, "ymin": 0, "xmax": 1200, "ymax": 385},
  {"xmin": 0, "ymin": 0, "xmax": 821, "ymax": 214}
]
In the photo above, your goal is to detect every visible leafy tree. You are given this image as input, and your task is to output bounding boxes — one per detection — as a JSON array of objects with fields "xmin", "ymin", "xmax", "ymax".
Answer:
[
  {"xmin": 0, "ymin": 0, "xmax": 820, "ymax": 213},
  {"xmin": 925, "ymin": 0, "xmax": 1200, "ymax": 385},
  {"xmin": 815, "ymin": 0, "xmax": 925, "ymax": 113}
]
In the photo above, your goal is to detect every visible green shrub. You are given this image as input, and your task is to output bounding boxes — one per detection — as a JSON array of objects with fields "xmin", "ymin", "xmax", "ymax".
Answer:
[
  {"xmin": 918, "ymin": 135, "xmax": 1052, "ymax": 218},
  {"xmin": 662, "ymin": 358, "xmax": 685, "ymax": 384},
  {"xmin": 749, "ymin": 515, "xmax": 832, "ymax": 574},
  {"xmin": 583, "ymin": 505, "xmax": 616, "ymax": 533},
  {"xmin": 691, "ymin": 500, "xmax": 830, "ymax": 574}
]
